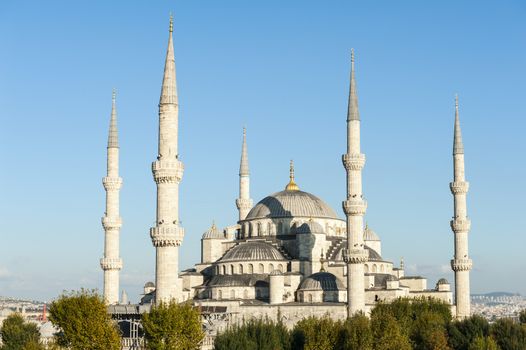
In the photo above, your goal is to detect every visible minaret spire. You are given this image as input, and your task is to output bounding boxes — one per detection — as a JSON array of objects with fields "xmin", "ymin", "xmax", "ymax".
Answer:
[
  {"xmin": 449, "ymin": 95, "xmax": 472, "ymax": 318},
  {"xmin": 150, "ymin": 15, "xmax": 185, "ymax": 304},
  {"xmin": 236, "ymin": 127, "xmax": 253, "ymax": 222},
  {"xmin": 101, "ymin": 90, "xmax": 123, "ymax": 304},
  {"xmin": 342, "ymin": 49, "xmax": 368, "ymax": 316}
]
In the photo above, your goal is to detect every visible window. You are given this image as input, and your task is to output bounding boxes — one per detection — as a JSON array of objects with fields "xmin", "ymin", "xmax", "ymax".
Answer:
[
  {"xmin": 222, "ymin": 265, "xmax": 227, "ymax": 275},
  {"xmin": 230, "ymin": 290, "xmax": 235, "ymax": 299},
  {"xmin": 277, "ymin": 264, "xmax": 283, "ymax": 272},
  {"xmin": 239, "ymin": 264, "xmax": 243, "ymax": 274},
  {"xmin": 248, "ymin": 264, "xmax": 254, "ymax": 274},
  {"xmin": 259, "ymin": 263, "xmax": 264, "ymax": 273},
  {"xmin": 218, "ymin": 290, "xmax": 222, "ymax": 300},
  {"xmin": 230, "ymin": 265, "xmax": 235, "ymax": 275},
  {"xmin": 364, "ymin": 264, "xmax": 369, "ymax": 273},
  {"xmin": 308, "ymin": 294, "xmax": 312, "ymax": 303},
  {"xmin": 278, "ymin": 222, "xmax": 283, "ymax": 234},
  {"xmin": 380, "ymin": 265, "xmax": 385, "ymax": 273},
  {"xmin": 269, "ymin": 263, "xmax": 274, "ymax": 273},
  {"xmin": 372, "ymin": 264, "xmax": 377, "ymax": 273}
]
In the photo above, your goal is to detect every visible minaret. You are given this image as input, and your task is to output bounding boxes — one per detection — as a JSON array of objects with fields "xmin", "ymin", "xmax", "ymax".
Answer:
[
  {"xmin": 342, "ymin": 49, "xmax": 368, "ymax": 316},
  {"xmin": 100, "ymin": 89, "xmax": 123, "ymax": 305},
  {"xmin": 236, "ymin": 127, "xmax": 253, "ymax": 221},
  {"xmin": 450, "ymin": 95, "xmax": 472, "ymax": 318},
  {"xmin": 150, "ymin": 16, "xmax": 185, "ymax": 303}
]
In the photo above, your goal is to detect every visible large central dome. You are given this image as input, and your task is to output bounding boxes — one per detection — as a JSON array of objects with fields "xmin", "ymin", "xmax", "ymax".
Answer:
[{"xmin": 244, "ymin": 190, "xmax": 340, "ymax": 220}]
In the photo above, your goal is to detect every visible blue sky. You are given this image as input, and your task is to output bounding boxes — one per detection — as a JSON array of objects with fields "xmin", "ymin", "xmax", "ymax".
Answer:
[{"xmin": 0, "ymin": 1, "xmax": 525, "ymax": 302}]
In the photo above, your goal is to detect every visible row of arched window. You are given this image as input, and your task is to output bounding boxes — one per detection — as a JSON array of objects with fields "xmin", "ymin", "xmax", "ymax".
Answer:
[
  {"xmin": 216, "ymin": 289, "xmax": 263, "ymax": 300},
  {"xmin": 240, "ymin": 220, "xmax": 346, "ymax": 238},
  {"xmin": 216, "ymin": 262, "xmax": 284, "ymax": 275},
  {"xmin": 365, "ymin": 263, "xmax": 389, "ymax": 273}
]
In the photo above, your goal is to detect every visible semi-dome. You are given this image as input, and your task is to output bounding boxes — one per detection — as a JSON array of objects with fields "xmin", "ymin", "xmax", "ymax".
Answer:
[
  {"xmin": 298, "ymin": 272, "xmax": 345, "ymax": 291},
  {"xmin": 245, "ymin": 190, "xmax": 339, "ymax": 221},
  {"xmin": 220, "ymin": 241, "xmax": 286, "ymax": 262}
]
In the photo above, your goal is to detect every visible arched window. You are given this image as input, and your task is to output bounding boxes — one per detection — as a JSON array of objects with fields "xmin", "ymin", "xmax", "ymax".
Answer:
[
  {"xmin": 257, "ymin": 222, "xmax": 262, "ymax": 236},
  {"xmin": 239, "ymin": 264, "xmax": 243, "ymax": 274},
  {"xmin": 278, "ymin": 222, "xmax": 283, "ymax": 235},
  {"xmin": 244, "ymin": 290, "xmax": 249, "ymax": 299},
  {"xmin": 259, "ymin": 263, "xmax": 264, "ymax": 273},
  {"xmin": 267, "ymin": 222, "xmax": 272, "ymax": 235},
  {"xmin": 364, "ymin": 264, "xmax": 369, "ymax": 273},
  {"xmin": 256, "ymin": 289, "xmax": 261, "ymax": 299},
  {"xmin": 222, "ymin": 265, "xmax": 227, "ymax": 275},
  {"xmin": 244, "ymin": 223, "xmax": 249, "ymax": 238},
  {"xmin": 216, "ymin": 266, "xmax": 220, "ymax": 274},
  {"xmin": 230, "ymin": 290, "xmax": 235, "ymax": 299},
  {"xmin": 380, "ymin": 265, "xmax": 385, "ymax": 273},
  {"xmin": 269, "ymin": 263, "xmax": 274, "ymax": 273},
  {"xmin": 372, "ymin": 264, "xmax": 377, "ymax": 273},
  {"xmin": 308, "ymin": 294, "xmax": 313, "ymax": 303},
  {"xmin": 230, "ymin": 265, "xmax": 235, "ymax": 275},
  {"xmin": 277, "ymin": 264, "xmax": 283, "ymax": 272},
  {"xmin": 248, "ymin": 264, "xmax": 254, "ymax": 274},
  {"xmin": 218, "ymin": 290, "xmax": 222, "ymax": 300}
]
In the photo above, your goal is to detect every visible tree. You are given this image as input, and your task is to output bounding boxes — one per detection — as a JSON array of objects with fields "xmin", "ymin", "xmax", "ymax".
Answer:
[
  {"xmin": 142, "ymin": 301, "xmax": 204, "ymax": 350},
  {"xmin": 339, "ymin": 312, "xmax": 372, "ymax": 350},
  {"xmin": 447, "ymin": 315, "xmax": 490, "ymax": 350},
  {"xmin": 370, "ymin": 307, "xmax": 412, "ymax": 350},
  {"xmin": 468, "ymin": 336, "xmax": 500, "ymax": 350},
  {"xmin": 519, "ymin": 309, "xmax": 526, "ymax": 324},
  {"xmin": 490, "ymin": 318, "xmax": 526, "ymax": 350},
  {"xmin": 214, "ymin": 318, "xmax": 291, "ymax": 350},
  {"xmin": 291, "ymin": 316, "xmax": 342, "ymax": 350},
  {"xmin": 48, "ymin": 289, "xmax": 121, "ymax": 350},
  {"xmin": 412, "ymin": 310, "xmax": 450, "ymax": 350},
  {"xmin": 0, "ymin": 313, "xmax": 42, "ymax": 350}
]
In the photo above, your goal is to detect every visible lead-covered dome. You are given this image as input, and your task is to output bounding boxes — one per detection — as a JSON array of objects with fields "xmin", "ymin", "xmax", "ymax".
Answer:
[
  {"xmin": 298, "ymin": 272, "xmax": 345, "ymax": 291},
  {"xmin": 220, "ymin": 241, "xmax": 286, "ymax": 262},
  {"xmin": 245, "ymin": 190, "xmax": 339, "ymax": 220}
]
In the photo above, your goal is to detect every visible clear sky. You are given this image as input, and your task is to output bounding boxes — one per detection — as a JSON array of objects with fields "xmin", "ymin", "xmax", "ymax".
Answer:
[{"xmin": 0, "ymin": 1, "xmax": 525, "ymax": 302}]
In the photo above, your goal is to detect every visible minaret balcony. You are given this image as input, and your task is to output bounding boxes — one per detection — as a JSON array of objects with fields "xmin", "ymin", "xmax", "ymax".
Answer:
[
  {"xmin": 343, "ymin": 199, "xmax": 367, "ymax": 215},
  {"xmin": 150, "ymin": 225, "xmax": 184, "ymax": 247},
  {"xmin": 101, "ymin": 217, "xmax": 122, "ymax": 230},
  {"xmin": 342, "ymin": 153, "xmax": 366, "ymax": 171},
  {"xmin": 236, "ymin": 198, "xmax": 253, "ymax": 210},
  {"xmin": 100, "ymin": 257, "xmax": 123, "ymax": 270},
  {"xmin": 451, "ymin": 258, "xmax": 473, "ymax": 272},
  {"xmin": 450, "ymin": 218, "xmax": 471, "ymax": 233},
  {"xmin": 152, "ymin": 160, "xmax": 184, "ymax": 184},
  {"xmin": 342, "ymin": 248, "xmax": 369, "ymax": 264},
  {"xmin": 450, "ymin": 181, "xmax": 469, "ymax": 194},
  {"xmin": 102, "ymin": 177, "xmax": 123, "ymax": 191}
]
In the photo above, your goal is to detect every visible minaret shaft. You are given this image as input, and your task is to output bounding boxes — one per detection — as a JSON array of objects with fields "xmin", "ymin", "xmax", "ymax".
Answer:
[
  {"xmin": 150, "ymin": 18, "xmax": 185, "ymax": 304},
  {"xmin": 342, "ymin": 50, "xmax": 368, "ymax": 316},
  {"xmin": 236, "ymin": 128, "xmax": 253, "ymax": 222},
  {"xmin": 101, "ymin": 91, "xmax": 122, "ymax": 305},
  {"xmin": 450, "ymin": 96, "xmax": 472, "ymax": 318}
]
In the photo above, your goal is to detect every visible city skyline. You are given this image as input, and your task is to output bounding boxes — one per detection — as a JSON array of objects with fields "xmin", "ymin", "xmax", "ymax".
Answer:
[{"xmin": 0, "ymin": 1, "xmax": 525, "ymax": 302}]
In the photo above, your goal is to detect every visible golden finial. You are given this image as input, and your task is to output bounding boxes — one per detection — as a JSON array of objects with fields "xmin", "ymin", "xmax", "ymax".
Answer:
[
  {"xmin": 169, "ymin": 13, "xmax": 174, "ymax": 33},
  {"xmin": 320, "ymin": 250, "xmax": 326, "ymax": 272},
  {"xmin": 285, "ymin": 160, "xmax": 299, "ymax": 191}
]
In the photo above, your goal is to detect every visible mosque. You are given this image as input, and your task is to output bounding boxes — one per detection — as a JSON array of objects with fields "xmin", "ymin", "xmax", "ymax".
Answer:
[{"xmin": 102, "ymin": 18, "xmax": 473, "ymax": 348}]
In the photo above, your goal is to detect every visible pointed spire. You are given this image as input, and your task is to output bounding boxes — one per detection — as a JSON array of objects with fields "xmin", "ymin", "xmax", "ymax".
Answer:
[
  {"xmin": 285, "ymin": 160, "xmax": 299, "ymax": 191},
  {"xmin": 320, "ymin": 250, "xmax": 326, "ymax": 272},
  {"xmin": 159, "ymin": 14, "xmax": 178, "ymax": 105},
  {"xmin": 453, "ymin": 94, "xmax": 464, "ymax": 155},
  {"xmin": 347, "ymin": 49, "xmax": 360, "ymax": 121},
  {"xmin": 107, "ymin": 89, "xmax": 119, "ymax": 148},
  {"xmin": 239, "ymin": 127, "xmax": 249, "ymax": 175}
]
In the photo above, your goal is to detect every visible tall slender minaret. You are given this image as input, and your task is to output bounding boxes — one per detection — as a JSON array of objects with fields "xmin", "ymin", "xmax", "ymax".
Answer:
[
  {"xmin": 150, "ymin": 16, "xmax": 185, "ymax": 303},
  {"xmin": 450, "ymin": 95, "xmax": 472, "ymax": 318},
  {"xmin": 236, "ymin": 127, "xmax": 253, "ymax": 221},
  {"xmin": 342, "ymin": 49, "xmax": 368, "ymax": 316},
  {"xmin": 100, "ymin": 89, "xmax": 123, "ymax": 305}
]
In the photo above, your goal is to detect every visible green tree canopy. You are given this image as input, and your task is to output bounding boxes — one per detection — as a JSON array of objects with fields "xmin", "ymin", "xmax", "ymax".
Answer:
[
  {"xmin": 490, "ymin": 318, "xmax": 526, "ymax": 350},
  {"xmin": 48, "ymin": 289, "xmax": 121, "ymax": 350},
  {"xmin": 142, "ymin": 301, "xmax": 204, "ymax": 350},
  {"xmin": 519, "ymin": 309, "xmax": 526, "ymax": 325},
  {"xmin": 447, "ymin": 315, "xmax": 490, "ymax": 350},
  {"xmin": 339, "ymin": 312, "xmax": 372, "ymax": 350},
  {"xmin": 0, "ymin": 313, "xmax": 42, "ymax": 350},
  {"xmin": 291, "ymin": 315, "xmax": 342, "ymax": 350},
  {"xmin": 370, "ymin": 308, "xmax": 412, "ymax": 350},
  {"xmin": 214, "ymin": 317, "xmax": 291, "ymax": 350}
]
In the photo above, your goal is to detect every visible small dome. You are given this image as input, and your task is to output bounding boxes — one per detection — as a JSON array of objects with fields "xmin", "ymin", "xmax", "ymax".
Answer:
[
  {"xmin": 437, "ymin": 278, "xmax": 449, "ymax": 285},
  {"xmin": 363, "ymin": 225, "xmax": 380, "ymax": 241},
  {"xmin": 245, "ymin": 190, "xmax": 340, "ymax": 221},
  {"xmin": 202, "ymin": 223, "xmax": 224, "ymax": 239},
  {"xmin": 144, "ymin": 281, "xmax": 155, "ymax": 288},
  {"xmin": 220, "ymin": 241, "xmax": 286, "ymax": 262},
  {"xmin": 298, "ymin": 272, "xmax": 344, "ymax": 291}
]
